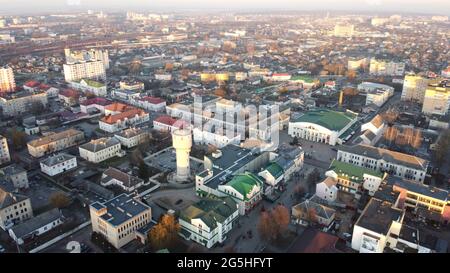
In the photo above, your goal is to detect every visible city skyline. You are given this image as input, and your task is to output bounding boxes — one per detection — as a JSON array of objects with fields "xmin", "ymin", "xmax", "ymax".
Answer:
[{"xmin": 0, "ymin": 0, "xmax": 449, "ymax": 15}]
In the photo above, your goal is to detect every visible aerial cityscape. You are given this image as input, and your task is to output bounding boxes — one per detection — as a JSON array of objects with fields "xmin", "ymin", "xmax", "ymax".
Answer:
[{"xmin": 0, "ymin": 0, "xmax": 449, "ymax": 259}]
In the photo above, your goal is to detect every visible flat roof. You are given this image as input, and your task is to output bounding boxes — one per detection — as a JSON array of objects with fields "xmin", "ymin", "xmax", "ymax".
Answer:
[{"xmin": 356, "ymin": 198, "xmax": 403, "ymax": 235}]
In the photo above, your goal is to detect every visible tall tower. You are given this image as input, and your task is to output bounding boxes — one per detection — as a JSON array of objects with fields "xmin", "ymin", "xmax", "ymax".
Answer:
[{"xmin": 172, "ymin": 128, "xmax": 192, "ymax": 182}]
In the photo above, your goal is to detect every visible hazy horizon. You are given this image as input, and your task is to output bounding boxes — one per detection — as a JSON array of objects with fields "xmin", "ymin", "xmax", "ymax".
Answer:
[{"xmin": 0, "ymin": 0, "xmax": 449, "ymax": 16}]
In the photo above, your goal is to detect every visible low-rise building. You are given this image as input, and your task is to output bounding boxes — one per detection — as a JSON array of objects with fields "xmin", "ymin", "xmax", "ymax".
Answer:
[
  {"xmin": 101, "ymin": 167, "xmax": 145, "ymax": 192},
  {"xmin": 99, "ymin": 104, "xmax": 149, "ymax": 133},
  {"xmin": 40, "ymin": 153, "xmax": 77, "ymax": 176},
  {"xmin": 8, "ymin": 208, "xmax": 64, "ymax": 245},
  {"xmin": 337, "ymin": 144, "xmax": 428, "ymax": 183},
  {"xmin": 292, "ymin": 198, "xmax": 336, "ymax": 227},
  {"xmin": 90, "ymin": 194, "xmax": 152, "ymax": 249},
  {"xmin": 80, "ymin": 97, "xmax": 112, "ymax": 114},
  {"xmin": 351, "ymin": 198, "xmax": 404, "ymax": 253},
  {"xmin": 27, "ymin": 129, "xmax": 85, "ymax": 158},
  {"xmin": 0, "ymin": 164, "xmax": 29, "ymax": 189},
  {"xmin": 69, "ymin": 78, "xmax": 107, "ymax": 96},
  {"xmin": 288, "ymin": 109, "xmax": 358, "ymax": 146},
  {"xmin": 0, "ymin": 186, "xmax": 33, "ymax": 230},
  {"xmin": 325, "ymin": 159, "xmax": 387, "ymax": 197},
  {"xmin": 114, "ymin": 127, "xmax": 149, "ymax": 149},
  {"xmin": 153, "ymin": 115, "xmax": 189, "ymax": 133},
  {"xmin": 315, "ymin": 177, "xmax": 339, "ymax": 202},
  {"xmin": 79, "ymin": 137, "xmax": 122, "ymax": 163},
  {"xmin": 179, "ymin": 197, "xmax": 239, "ymax": 248},
  {"xmin": 0, "ymin": 90, "xmax": 48, "ymax": 117},
  {"xmin": 134, "ymin": 96, "xmax": 166, "ymax": 112},
  {"xmin": 272, "ymin": 143, "xmax": 304, "ymax": 181},
  {"xmin": 359, "ymin": 114, "xmax": 386, "ymax": 145}
]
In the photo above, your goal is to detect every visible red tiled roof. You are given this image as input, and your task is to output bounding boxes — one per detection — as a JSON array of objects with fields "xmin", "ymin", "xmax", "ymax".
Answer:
[
  {"xmin": 140, "ymin": 96, "xmax": 165, "ymax": 104},
  {"xmin": 24, "ymin": 80, "xmax": 40, "ymax": 88},
  {"xmin": 105, "ymin": 102, "xmax": 133, "ymax": 112},
  {"xmin": 80, "ymin": 97, "xmax": 112, "ymax": 106},
  {"xmin": 154, "ymin": 115, "xmax": 177, "ymax": 126},
  {"xmin": 101, "ymin": 108, "xmax": 146, "ymax": 124},
  {"xmin": 59, "ymin": 89, "xmax": 81, "ymax": 98}
]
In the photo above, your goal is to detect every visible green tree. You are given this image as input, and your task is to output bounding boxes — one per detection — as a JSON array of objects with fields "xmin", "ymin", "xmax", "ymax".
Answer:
[{"xmin": 49, "ymin": 192, "xmax": 71, "ymax": 208}]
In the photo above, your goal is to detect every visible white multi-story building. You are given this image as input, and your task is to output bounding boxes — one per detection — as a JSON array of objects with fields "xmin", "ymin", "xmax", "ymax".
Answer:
[
  {"xmin": 0, "ymin": 91, "xmax": 48, "ymax": 117},
  {"xmin": 99, "ymin": 107, "xmax": 149, "ymax": 133},
  {"xmin": 401, "ymin": 75, "xmax": 429, "ymax": 103},
  {"xmin": 133, "ymin": 96, "xmax": 166, "ymax": 112},
  {"xmin": 0, "ymin": 186, "xmax": 33, "ymax": 230},
  {"xmin": 63, "ymin": 60, "xmax": 106, "ymax": 82},
  {"xmin": 0, "ymin": 164, "xmax": 29, "ymax": 189},
  {"xmin": 179, "ymin": 197, "xmax": 239, "ymax": 248},
  {"xmin": 0, "ymin": 135, "xmax": 10, "ymax": 164},
  {"xmin": 114, "ymin": 127, "xmax": 149, "ymax": 149},
  {"xmin": 359, "ymin": 114, "xmax": 386, "ymax": 145},
  {"xmin": 79, "ymin": 137, "xmax": 122, "ymax": 163},
  {"xmin": 90, "ymin": 194, "xmax": 152, "ymax": 249},
  {"xmin": 0, "ymin": 67, "xmax": 16, "ymax": 92},
  {"xmin": 421, "ymin": 80, "xmax": 450, "ymax": 116},
  {"xmin": 366, "ymin": 88, "xmax": 394, "ymax": 107},
  {"xmin": 192, "ymin": 127, "xmax": 241, "ymax": 148},
  {"xmin": 27, "ymin": 129, "xmax": 84, "ymax": 158},
  {"xmin": 65, "ymin": 48, "xmax": 110, "ymax": 69},
  {"xmin": 351, "ymin": 198, "xmax": 404, "ymax": 253},
  {"xmin": 369, "ymin": 58, "xmax": 405, "ymax": 76},
  {"xmin": 40, "ymin": 153, "xmax": 77, "ymax": 176},
  {"xmin": 337, "ymin": 144, "xmax": 428, "ymax": 183}
]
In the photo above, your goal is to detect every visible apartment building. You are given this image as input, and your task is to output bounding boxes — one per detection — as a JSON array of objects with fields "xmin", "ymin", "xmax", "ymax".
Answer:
[
  {"xmin": 401, "ymin": 75, "xmax": 429, "ymax": 103},
  {"xmin": 63, "ymin": 60, "xmax": 106, "ymax": 82},
  {"xmin": 65, "ymin": 48, "xmax": 109, "ymax": 69},
  {"xmin": 0, "ymin": 164, "xmax": 29, "ymax": 189},
  {"xmin": 421, "ymin": 79, "xmax": 450, "ymax": 116},
  {"xmin": 0, "ymin": 67, "xmax": 15, "ymax": 92},
  {"xmin": 369, "ymin": 58, "xmax": 405, "ymax": 76},
  {"xmin": 0, "ymin": 135, "xmax": 10, "ymax": 164},
  {"xmin": 0, "ymin": 186, "xmax": 33, "ymax": 230},
  {"xmin": 27, "ymin": 129, "xmax": 85, "ymax": 158},
  {"xmin": 114, "ymin": 127, "xmax": 149, "ymax": 149},
  {"xmin": 40, "ymin": 153, "xmax": 77, "ymax": 176},
  {"xmin": 0, "ymin": 91, "xmax": 48, "ymax": 117}
]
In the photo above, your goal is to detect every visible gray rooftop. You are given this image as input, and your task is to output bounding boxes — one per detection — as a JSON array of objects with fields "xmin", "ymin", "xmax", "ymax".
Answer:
[
  {"xmin": 356, "ymin": 198, "xmax": 403, "ymax": 235},
  {"xmin": 0, "ymin": 185, "xmax": 29, "ymax": 209},
  {"xmin": 40, "ymin": 153, "xmax": 76, "ymax": 167},
  {"xmin": 90, "ymin": 193, "xmax": 151, "ymax": 226},
  {"xmin": 10, "ymin": 208, "xmax": 63, "ymax": 238},
  {"xmin": 389, "ymin": 177, "xmax": 449, "ymax": 202},
  {"xmin": 80, "ymin": 137, "xmax": 120, "ymax": 153}
]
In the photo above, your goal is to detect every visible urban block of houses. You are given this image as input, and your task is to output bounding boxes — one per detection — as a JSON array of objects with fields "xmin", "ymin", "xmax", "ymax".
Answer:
[
  {"xmin": 40, "ymin": 153, "xmax": 77, "ymax": 177},
  {"xmin": 101, "ymin": 167, "xmax": 146, "ymax": 192},
  {"xmin": 99, "ymin": 103, "xmax": 149, "ymax": 133},
  {"xmin": 114, "ymin": 127, "xmax": 149, "ymax": 149},
  {"xmin": 80, "ymin": 97, "xmax": 112, "ymax": 114},
  {"xmin": 318, "ymin": 159, "xmax": 387, "ymax": 200},
  {"xmin": 179, "ymin": 197, "xmax": 239, "ymax": 248},
  {"xmin": 69, "ymin": 78, "xmax": 107, "ymax": 97},
  {"xmin": 0, "ymin": 185, "xmax": 33, "ymax": 230},
  {"xmin": 134, "ymin": 96, "xmax": 166, "ymax": 112},
  {"xmin": 8, "ymin": 208, "xmax": 64, "ymax": 245},
  {"xmin": 79, "ymin": 137, "xmax": 123, "ymax": 163},
  {"xmin": 195, "ymin": 145, "xmax": 270, "ymax": 215},
  {"xmin": 288, "ymin": 108, "xmax": 358, "ymax": 146},
  {"xmin": 90, "ymin": 193, "xmax": 152, "ymax": 249},
  {"xmin": 27, "ymin": 129, "xmax": 85, "ymax": 158},
  {"xmin": 337, "ymin": 144, "xmax": 429, "ymax": 183}
]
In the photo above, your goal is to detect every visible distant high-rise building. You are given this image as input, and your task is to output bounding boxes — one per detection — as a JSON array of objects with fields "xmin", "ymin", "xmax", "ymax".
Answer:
[
  {"xmin": 369, "ymin": 58, "xmax": 405, "ymax": 77},
  {"xmin": 348, "ymin": 58, "xmax": 368, "ymax": 70},
  {"xmin": 63, "ymin": 60, "xmax": 106, "ymax": 83},
  {"xmin": 0, "ymin": 67, "xmax": 16, "ymax": 93},
  {"xmin": 422, "ymin": 79, "xmax": 450, "ymax": 116},
  {"xmin": 65, "ymin": 48, "xmax": 109, "ymax": 69},
  {"xmin": 333, "ymin": 24, "xmax": 354, "ymax": 37},
  {"xmin": 401, "ymin": 75, "xmax": 430, "ymax": 103}
]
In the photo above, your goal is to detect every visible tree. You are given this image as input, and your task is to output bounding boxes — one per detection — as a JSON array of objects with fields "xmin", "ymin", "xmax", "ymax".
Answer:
[
  {"xmin": 272, "ymin": 205, "xmax": 290, "ymax": 234},
  {"xmin": 257, "ymin": 211, "xmax": 275, "ymax": 242},
  {"xmin": 130, "ymin": 148, "xmax": 143, "ymax": 166},
  {"xmin": 434, "ymin": 130, "xmax": 450, "ymax": 167},
  {"xmin": 148, "ymin": 214, "xmax": 180, "ymax": 251},
  {"xmin": 138, "ymin": 160, "xmax": 150, "ymax": 181},
  {"xmin": 291, "ymin": 136, "xmax": 299, "ymax": 146},
  {"xmin": 49, "ymin": 192, "xmax": 71, "ymax": 208},
  {"xmin": 29, "ymin": 100, "xmax": 45, "ymax": 115},
  {"xmin": 9, "ymin": 128, "xmax": 27, "ymax": 150},
  {"xmin": 306, "ymin": 168, "xmax": 321, "ymax": 186}
]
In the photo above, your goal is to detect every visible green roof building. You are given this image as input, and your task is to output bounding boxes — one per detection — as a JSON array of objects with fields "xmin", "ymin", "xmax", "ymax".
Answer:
[
  {"xmin": 288, "ymin": 108, "xmax": 358, "ymax": 146},
  {"xmin": 179, "ymin": 197, "xmax": 239, "ymax": 248}
]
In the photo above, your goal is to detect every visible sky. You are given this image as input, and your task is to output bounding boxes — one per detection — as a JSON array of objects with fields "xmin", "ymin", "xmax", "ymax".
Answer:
[{"xmin": 0, "ymin": 0, "xmax": 449, "ymax": 15}]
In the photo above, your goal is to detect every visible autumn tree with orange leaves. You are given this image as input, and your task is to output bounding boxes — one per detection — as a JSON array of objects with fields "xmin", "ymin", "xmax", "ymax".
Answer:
[{"xmin": 148, "ymin": 214, "xmax": 180, "ymax": 251}]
